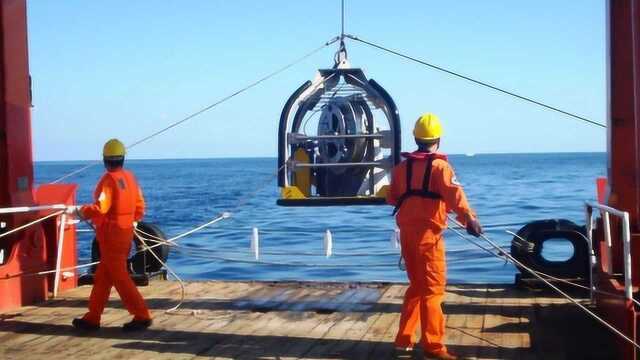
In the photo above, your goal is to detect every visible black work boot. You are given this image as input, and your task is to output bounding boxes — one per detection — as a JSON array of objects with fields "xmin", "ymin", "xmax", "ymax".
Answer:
[
  {"xmin": 72, "ymin": 318, "xmax": 100, "ymax": 331},
  {"xmin": 122, "ymin": 318, "xmax": 152, "ymax": 332}
]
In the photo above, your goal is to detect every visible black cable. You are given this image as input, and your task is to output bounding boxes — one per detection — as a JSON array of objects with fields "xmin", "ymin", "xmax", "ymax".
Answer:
[
  {"xmin": 127, "ymin": 36, "xmax": 340, "ymax": 150},
  {"xmin": 345, "ymin": 34, "xmax": 606, "ymax": 128},
  {"xmin": 51, "ymin": 37, "xmax": 340, "ymax": 184}
]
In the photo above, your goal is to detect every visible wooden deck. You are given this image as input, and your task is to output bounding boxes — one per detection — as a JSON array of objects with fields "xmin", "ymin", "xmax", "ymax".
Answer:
[{"xmin": 0, "ymin": 281, "xmax": 616, "ymax": 359}]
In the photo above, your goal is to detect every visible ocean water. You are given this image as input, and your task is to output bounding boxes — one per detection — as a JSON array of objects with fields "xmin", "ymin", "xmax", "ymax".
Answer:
[{"xmin": 35, "ymin": 153, "xmax": 605, "ymax": 284}]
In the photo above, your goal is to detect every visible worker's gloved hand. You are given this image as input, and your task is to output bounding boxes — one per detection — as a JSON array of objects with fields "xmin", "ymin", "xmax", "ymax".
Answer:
[
  {"xmin": 66, "ymin": 205, "xmax": 83, "ymax": 219},
  {"xmin": 64, "ymin": 205, "xmax": 78, "ymax": 214},
  {"xmin": 466, "ymin": 217, "xmax": 483, "ymax": 237}
]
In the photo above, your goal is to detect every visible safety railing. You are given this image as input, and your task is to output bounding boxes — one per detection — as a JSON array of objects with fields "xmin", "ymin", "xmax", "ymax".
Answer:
[
  {"xmin": 585, "ymin": 201, "xmax": 633, "ymax": 301},
  {"xmin": 0, "ymin": 204, "xmax": 70, "ymax": 298}
]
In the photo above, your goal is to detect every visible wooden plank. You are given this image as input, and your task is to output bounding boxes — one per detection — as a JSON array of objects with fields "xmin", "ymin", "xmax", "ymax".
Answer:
[
  {"xmin": 364, "ymin": 284, "xmax": 407, "ymax": 359},
  {"xmin": 0, "ymin": 281, "xmax": 610, "ymax": 360},
  {"xmin": 233, "ymin": 285, "xmax": 337, "ymax": 360},
  {"xmin": 122, "ymin": 281, "xmax": 231, "ymax": 360},
  {"xmin": 123, "ymin": 281, "xmax": 266, "ymax": 360},
  {"xmin": 38, "ymin": 280, "xmax": 196, "ymax": 360},
  {"xmin": 197, "ymin": 284, "xmax": 301, "ymax": 359},
  {"xmin": 233, "ymin": 286, "xmax": 324, "ymax": 360},
  {"xmin": 34, "ymin": 281, "xmax": 239, "ymax": 360},
  {"xmin": 479, "ymin": 285, "xmax": 506, "ymax": 360},
  {"xmin": 314, "ymin": 285, "xmax": 389, "ymax": 359},
  {"xmin": 445, "ymin": 284, "xmax": 474, "ymax": 357},
  {"xmin": 252, "ymin": 285, "xmax": 352, "ymax": 360},
  {"xmin": 273, "ymin": 284, "xmax": 366, "ymax": 360},
  {"xmin": 160, "ymin": 281, "xmax": 270, "ymax": 359},
  {"xmin": 349, "ymin": 284, "xmax": 406, "ymax": 359},
  {"xmin": 297, "ymin": 284, "xmax": 385, "ymax": 359}
]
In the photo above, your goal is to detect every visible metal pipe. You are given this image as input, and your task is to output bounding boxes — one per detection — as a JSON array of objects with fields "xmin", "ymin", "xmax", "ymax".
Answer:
[
  {"xmin": 585, "ymin": 205, "xmax": 595, "ymax": 303},
  {"xmin": 294, "ymin": 162, "xmax": 383, "ymax": 168},
  {"xmin": 603, "ymin": 210, "xmax": 613, "ymax": 274},
  {"xmin": 586, "ymin": 202, "xmax": 634, "ymax": 300},
  {"xmin": 587, "ymin": 201, "xmax": 629, "ymax": 218},
  {"xmin": 53, "ymin": 213, "xmax": 67, "ymax": 299},
  {"xmin": 292, "ymin": 134, "xmax": 384, "ymax": 141},
  {"xmin": 0, "ymin": 204, "xmax": 66, "ymax": 214},
  {"xmin": 622, "ymin": 212, "xmax": 633, "ymax": 300}
]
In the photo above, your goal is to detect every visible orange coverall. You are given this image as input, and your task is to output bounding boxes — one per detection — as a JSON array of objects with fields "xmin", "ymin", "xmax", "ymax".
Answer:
[
  {"xmin": 387, "ymin": 151, "xmax": 475, "ymax": 354},
  {"xmin": 80, "ymin": 168, "xmax": 150, "ymax": 325}
]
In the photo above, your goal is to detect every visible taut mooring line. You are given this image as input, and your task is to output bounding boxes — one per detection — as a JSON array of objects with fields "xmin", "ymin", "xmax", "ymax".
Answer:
[{"xmin": 346, "ymin": 34, "xmax": 606, "ymax": 129}]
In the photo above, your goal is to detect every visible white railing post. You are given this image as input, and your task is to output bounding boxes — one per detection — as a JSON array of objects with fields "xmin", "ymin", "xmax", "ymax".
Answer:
[
  {"xmin": 602, "ymin": 211, "xmax": 613, "ymax": 274},
  {"xmin": 585, "ymin": 204, "xmax": 595, "ymax": 303},
  {"xmin": 622, "ymin": 212, "xmax": 633, "ymax": 300},
  {"xmin": 588, "ymin": 201, "xmax": 634, "ymax": 302},
  {"xmin": 53, "ymin": 213, "xmax": 67, "ymax": 299}
]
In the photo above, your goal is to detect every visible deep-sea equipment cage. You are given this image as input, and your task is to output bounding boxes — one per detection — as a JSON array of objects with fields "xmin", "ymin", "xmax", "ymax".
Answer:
[{"xmin": 277, "ymin": 65, "xmax": 401, "ymax": 206}]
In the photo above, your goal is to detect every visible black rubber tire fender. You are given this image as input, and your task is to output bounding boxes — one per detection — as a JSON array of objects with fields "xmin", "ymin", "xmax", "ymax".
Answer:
[{"xmin": 510, "ymin": 219, "xmax": 589, "ymax": 279}]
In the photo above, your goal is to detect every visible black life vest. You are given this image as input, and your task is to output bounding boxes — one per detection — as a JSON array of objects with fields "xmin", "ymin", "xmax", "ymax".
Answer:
[{"xmin": 392, "ymin": 154, "xmax": 443, "ymax": 216}]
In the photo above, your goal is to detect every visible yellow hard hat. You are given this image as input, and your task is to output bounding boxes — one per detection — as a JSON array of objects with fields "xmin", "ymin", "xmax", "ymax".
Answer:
[
  {"xmin": 413, "ymin": 113, "xmax": 443, "ymax": 141},
  {"xmin": 103, "ymin": 138, "xmax": 126, "ymax": 157}
]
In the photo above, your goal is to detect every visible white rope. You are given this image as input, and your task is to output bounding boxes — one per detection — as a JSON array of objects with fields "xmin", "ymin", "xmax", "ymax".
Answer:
[
  {"xmin": 49, "ymin": 37, "xmax": 339, "ymax": 184},
  {"xmin": 447, "ymin": 215, "xmax": 640, "ymax": 350},
  {"xmin": 219, "ymin": 222, "xmax": 525, "ymax": 236},
  {"xmin": 133, "ymin": 228, "xmax": 177, "ymax": 246},
  {"xmin": 173, "ymin": 246, "xmax": 401, "ymax": 267},
  {"xmin": 506, "ymin": 230, "xmax": 640, "ymax": 308},
  {"xmin": 134, "ymin": 228, "xmax": 197, "ymax": 316},
  {"xmin": 1, "ymin": 214, "xmax": 230, "ymax": 281},
  {"xmin": 2, "ymin": 260, "xmax": 99, "ymax": 280},
  {"xmin": 0, "ymin": 210, "xmax": 64, "ymax": 240}
]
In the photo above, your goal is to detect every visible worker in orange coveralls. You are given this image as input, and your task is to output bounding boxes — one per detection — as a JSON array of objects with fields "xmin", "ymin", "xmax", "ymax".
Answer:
[
  {"xmin": 387, "ymin": 113, "xmax": 483, "ymax": 360},
  {"xmin": 71, "ymin": 138, "xmax": 152, "ymax": 332}
]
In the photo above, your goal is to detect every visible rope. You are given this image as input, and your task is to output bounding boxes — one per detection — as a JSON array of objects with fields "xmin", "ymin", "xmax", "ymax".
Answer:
[
  {"xmin": 345, "ymin": 34, "xmax": 606, "ymax": 129},
  {"xmin": 0, "ymin": 214, "xmax": 229, "ymax": 281},
  {"xmin": 1, "ymin": 261, "xmax": 99, "ymax": 280},
  {"xmin": 49, "ymin": 37, "xmax": 340, "ymax": 184},
  {"xmin": 506, "ymin": 230, "xmax": 640, "ymax": 308},
  {"xmin": 8, "ymin": 162, "xmax": 285, "ymax": 281},
  {"xmin": 203, "ymin": 221, "xmax": 524, "ymax": 236},
  {"xmin": 3, "ymin": 161, "xmax": 283, "ymax": 283},
  {"xmin": 0, "ymin": 210, "xmax": 64, "ymax": 240},
  {"xmin": 174, "ymin": 246, "xmax": 399, "ymax": 267},
  {"xmin": 446, "ymin": 215, "xmax": 640, "ymax": 350},
  {"xmin": 134, "ymin": 228, "xmax": 198, "ymax": 316}
]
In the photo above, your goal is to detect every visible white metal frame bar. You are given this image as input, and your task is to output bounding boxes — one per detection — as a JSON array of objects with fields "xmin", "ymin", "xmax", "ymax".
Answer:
[
  {"xmin": 53, "ymin": 213, "xmax": 67, "ymax": 298},
  {"xmin": 0, "ymin": 204, "xmax": 66, "ymax": 214},
  {"xmin": 586, "ymin": 201, "xmax": 633, "ymax": 300},
  {"xmin": 0, "ymin": 203, "xmax": 70, "ymax": 298}
]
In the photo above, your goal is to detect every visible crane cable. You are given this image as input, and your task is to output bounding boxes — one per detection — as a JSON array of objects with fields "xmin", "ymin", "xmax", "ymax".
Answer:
[
  {"xmin": 344, "ymin": 34, "xmax": 606, "ymax": 129},
  {"xmin": 50, "ymin": 36, "xmax": 340, "ymax": 184}
]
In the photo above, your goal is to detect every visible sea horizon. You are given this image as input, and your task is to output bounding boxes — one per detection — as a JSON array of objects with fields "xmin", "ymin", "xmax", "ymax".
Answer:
[{"xmin": 34, "ymin": 150, "xmax": 607, "ymax": 164}]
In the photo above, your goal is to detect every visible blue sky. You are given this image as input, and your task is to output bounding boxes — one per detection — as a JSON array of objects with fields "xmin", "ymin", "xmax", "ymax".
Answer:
[{"xmin": 27, "ymin": 1, "xmax": 606, "ymax": 161}]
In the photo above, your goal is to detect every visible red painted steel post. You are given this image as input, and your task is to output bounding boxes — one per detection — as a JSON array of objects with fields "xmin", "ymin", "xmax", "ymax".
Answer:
[
  {"xmin": 0, "ymin": 0, "xmax": 51, "ymax": 310},
  {"xmin": 606, "ymin": 0, "xmax": 640, "ymax": 358}
]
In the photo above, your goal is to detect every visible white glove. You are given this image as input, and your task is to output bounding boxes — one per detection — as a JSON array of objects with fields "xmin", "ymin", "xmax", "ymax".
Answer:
[{"xmin": 65, "ymin": 205, "xmax": 81, "ymax": 215}]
